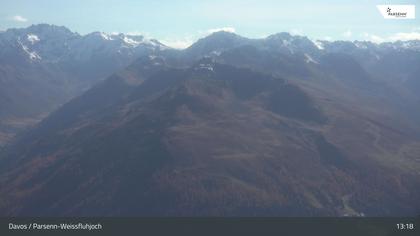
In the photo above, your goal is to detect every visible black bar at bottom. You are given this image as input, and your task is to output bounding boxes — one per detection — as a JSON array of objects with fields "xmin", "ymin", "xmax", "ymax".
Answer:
[{"xmin": 1, "ymin": 217, "xmax": 419, "ymax": 236}]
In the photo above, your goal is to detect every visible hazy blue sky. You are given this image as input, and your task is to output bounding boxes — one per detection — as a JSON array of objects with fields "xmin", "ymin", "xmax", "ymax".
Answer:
[{"xmin": 1, "ymin": 0, "xmax": 419, "ymax": 48}]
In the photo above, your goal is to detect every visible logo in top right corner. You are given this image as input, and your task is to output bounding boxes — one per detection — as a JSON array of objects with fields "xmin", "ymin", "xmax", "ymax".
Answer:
[{"xmin": 377, "ymin": 5, "xmax": 415, "ymax": 19}]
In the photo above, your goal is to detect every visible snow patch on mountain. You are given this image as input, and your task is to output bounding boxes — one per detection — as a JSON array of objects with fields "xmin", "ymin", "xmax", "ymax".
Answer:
[
  {"xmin": 123, "ymin": 36, "xmax": 141, "ymax": 47},
  {"xmin": 282, "ymin": 39, "xmax": 291, "ymax": 47},
  {"xmin": 99, "ymin": 32, "xmax": 114, "ymax": 41},
  {"xmin": 304, "ymin": 53, "xmax": 318, "ymax": 64},
  {"xmin": 27, "ymin": 34, "xmax": 40, "ymax": 44},
  {"xmin": 210, "ymin": 50, "xmax": 222, "ymax": 56},
  {"xmin": 19, "ymin": 41, "xmax": 41, "ymax": 61},
  {"xmin": 313, "ymin": 40, "xmax": 324, "ymax": 50},
  {"xmin": 196, "ymin": 63, "xmax": 214, "ymax": 71}
]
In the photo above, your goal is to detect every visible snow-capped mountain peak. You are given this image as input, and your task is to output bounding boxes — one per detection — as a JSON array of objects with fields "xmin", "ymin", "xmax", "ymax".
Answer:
[{"xmin": 0, "ymin": 24, "xmax": 169, "ymax": 63}]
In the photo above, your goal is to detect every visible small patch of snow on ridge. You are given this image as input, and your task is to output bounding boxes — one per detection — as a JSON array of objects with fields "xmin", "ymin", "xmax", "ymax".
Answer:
[
  {"xmin": 27, "ymin": 34, "xmax": 40, "ymax": 44},
  {"xmin": 210, "ymin": 50, "xmax": 222, "ymax": 56},
  {"xmin": 313, "ymin": 40, "xmax": 324, "ymax": 50},
  {"xmin": 123, "ymin": 36, "xmax": 141, "ymax": 46},
  {"xmin": 99, "ymin": 32, "xmax": 113, "ymax": 41},
  {"xmin": 304, "ymin": 53, "xmax": 318, "ymax": 64},
  {"xmin": 282, "ymin": 39, "xmax": 291, "ymax": 46},
  {"xmin": 19, "ymin": 41, "xmax": 41, "ymax": 61},
  {"xmin": 195, "ymin": 63, "xmax": 214, "ymax": 71},
  {"xmin": 355, "ymin": 42, "xmax": 368, "ymax": 49}
]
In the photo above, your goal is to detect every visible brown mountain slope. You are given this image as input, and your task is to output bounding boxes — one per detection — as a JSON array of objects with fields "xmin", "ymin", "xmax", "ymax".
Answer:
[{"xmin": 0, "ymin": 62, "xmax": 419, "ymax": 216}]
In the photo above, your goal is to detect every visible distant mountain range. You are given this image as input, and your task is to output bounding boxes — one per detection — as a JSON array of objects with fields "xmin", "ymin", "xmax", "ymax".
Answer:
[
  {"xmin": 0, "ymin": 24, "xmax": 167, "ymax": 145},
  {"xmin": 0, "ymin": 25, "xmax": 419, "ymax": 216}
]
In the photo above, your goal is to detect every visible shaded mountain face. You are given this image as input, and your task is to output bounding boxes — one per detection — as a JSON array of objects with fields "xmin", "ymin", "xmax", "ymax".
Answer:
[
  {"xmin": 1, "ymin": 56, "xmax": 419, "ymax": 217},
  {"xmin": 0, "ymin": 24, "xmax": 168, "ymax": 145},
  {"xmin": 0, "ymin": 27, "xmax": 420, "ymax": 217}
]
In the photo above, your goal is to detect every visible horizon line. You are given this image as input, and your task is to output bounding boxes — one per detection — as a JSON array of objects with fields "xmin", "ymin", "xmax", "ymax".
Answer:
[{"xmin": 2, "ymin": 23, "xmax": 419, "ymax": 49}]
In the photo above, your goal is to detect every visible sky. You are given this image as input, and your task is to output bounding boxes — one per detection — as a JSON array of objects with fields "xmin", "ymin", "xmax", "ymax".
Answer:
[{"xmin": 0, "ymin": 0, "xmax": 419, "ymax": 48}]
